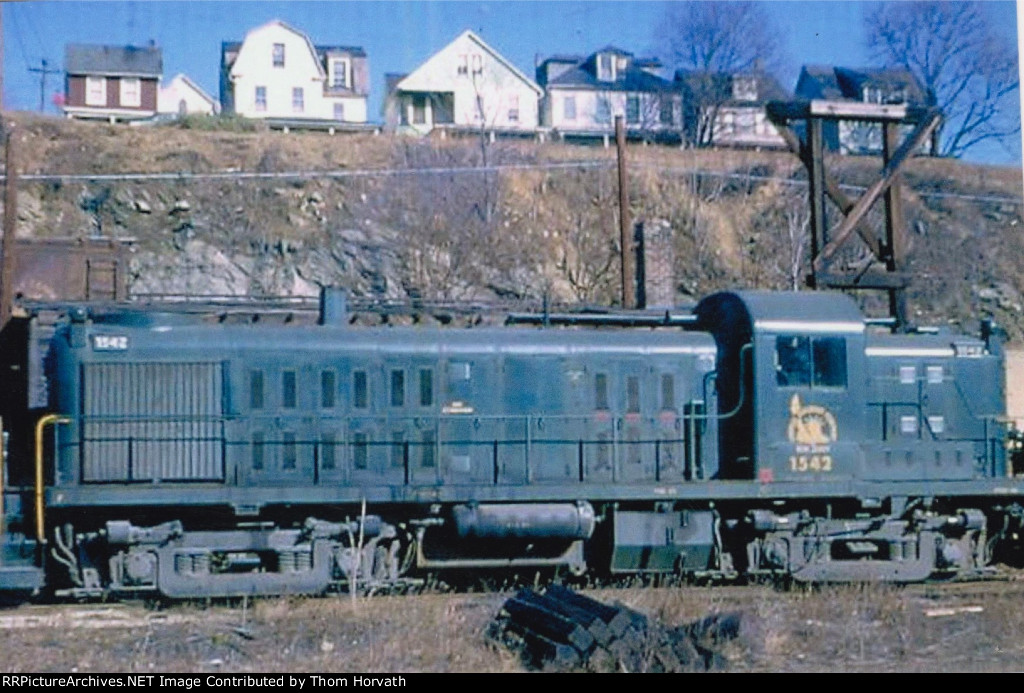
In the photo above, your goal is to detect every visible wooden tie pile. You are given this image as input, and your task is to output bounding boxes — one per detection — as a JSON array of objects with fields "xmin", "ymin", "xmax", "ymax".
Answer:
[{"xmin": 490, "ymin": 583, "xmax": 742, "ymax": 672}]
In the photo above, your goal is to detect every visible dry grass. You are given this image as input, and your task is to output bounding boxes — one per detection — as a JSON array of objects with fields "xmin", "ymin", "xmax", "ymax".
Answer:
[{"xmin": 4, "ymin": 582, "xmax": 1024, "ymax": 673}]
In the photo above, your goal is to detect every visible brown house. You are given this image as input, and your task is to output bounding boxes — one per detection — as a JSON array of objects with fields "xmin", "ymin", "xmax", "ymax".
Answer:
[{"xmin": 63, "ymin": 43, "xmax": 162, "ymax": 122}]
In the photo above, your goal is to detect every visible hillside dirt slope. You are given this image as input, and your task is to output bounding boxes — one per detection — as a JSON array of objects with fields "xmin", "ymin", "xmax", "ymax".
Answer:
[{"xmin": 3, "ymin": 111, "xmax": 1023, "ymax": 340}]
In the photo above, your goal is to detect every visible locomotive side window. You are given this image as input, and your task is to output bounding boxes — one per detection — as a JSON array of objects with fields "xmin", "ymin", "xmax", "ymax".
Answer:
[
  {"xmin": 282, "ymin": 371, "xmax": 297, "ymax": 409},
  {"xmin": 419, "ymin": 368, "xmax": 434, "ymax": 407},
  {"xmin": 391, "ymin": 370, "xmax": 405, "ymax": 408},
  {"xmin": 353, "ymin": 370, "xmax": 368, "ymax": 409},
  {"xmin": 595, "ymin": 373, "xmax": 609, "ymax": 410},
  {"xmin": 252, "ymin": 431, "xmax": 265, "ymax": 470},
  {"xmin": 391, "ymin": 431, "xmax": 405, "ymax": 468},
  {"xmin": 421, "ymin": 430, "xmax": 436, "ymax": 468},
  {"xmin": 321, "ymin": 432, "xmax": 337, "ymax": 470},
  {"xmin": 775, "ymin": 336, "xmax": 847, "ymax": 388},
  {"xmin": 282, "ymin": 431, "xmax": 297, "ymax": 469},
  {"xmin": 250, "ymin": 370, "xmax": 265, "ymax": 410},
  {"xmin": 661, "ymin": 374, "xmax": 675, "ymax": 411},
  {"xmin": 321, "ymin": 371, "xmax": 336, "ymax": 409},
  {"xmin": 626, "ymin": 376, "xmax": 640, "ymax": 413},
  {"xmin": 352, "ymin": 432, "xmax": 369, "ymax": 469}
]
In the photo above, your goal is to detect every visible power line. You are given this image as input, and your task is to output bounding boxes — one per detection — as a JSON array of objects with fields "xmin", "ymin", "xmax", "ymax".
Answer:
[{"xmin": 0, "ymin": 159, "xmax": 1019, "ymax": 207}]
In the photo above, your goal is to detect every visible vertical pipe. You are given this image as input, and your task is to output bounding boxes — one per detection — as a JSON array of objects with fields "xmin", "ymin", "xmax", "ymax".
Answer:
[
  {"xmin": 883, "ymin": 121, "xmax": 908, "ymax": 330},
  {"xmin": 616, "ymin": 116, "xmax": 635, "ymax": 309},
  {"xmin": 1, "ymin": 126, "xmax": 17, "ymax": 327},
  {"xmin": 807, "ymin": 118, "xmax": 825, "ymax": 289}
]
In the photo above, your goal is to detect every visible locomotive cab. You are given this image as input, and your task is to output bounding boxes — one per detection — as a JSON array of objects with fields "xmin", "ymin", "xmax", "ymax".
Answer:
[{"xmin": 696, "ymin": 291, "xmax": 867, "ymax": 483}]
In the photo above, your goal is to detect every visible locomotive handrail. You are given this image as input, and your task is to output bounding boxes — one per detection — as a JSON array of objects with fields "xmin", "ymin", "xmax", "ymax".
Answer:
[{"xmin": 36, "ymin": 414, "xmax": 71, "ymax": 544}]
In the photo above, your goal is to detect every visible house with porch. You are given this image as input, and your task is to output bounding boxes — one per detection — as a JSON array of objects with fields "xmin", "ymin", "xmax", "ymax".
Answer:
[
  {"xmin": 384, "ymin": 30, "xmax": 542, "ymax": 136},
  {"xmin": 675, "ymin": 69, "xmax": 789, "ymax": 149}
]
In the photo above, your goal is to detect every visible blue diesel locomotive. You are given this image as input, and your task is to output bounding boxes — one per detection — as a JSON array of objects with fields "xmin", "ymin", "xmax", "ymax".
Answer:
[{"xmin": 0, "ymin": 288, "xmax": 1021, "ymax": 598}]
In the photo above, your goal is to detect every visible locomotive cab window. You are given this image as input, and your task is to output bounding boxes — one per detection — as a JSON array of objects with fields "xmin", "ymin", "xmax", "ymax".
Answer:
[{"xmin": 775, "ymin": 336, "xmax": 847, "ymax": 388}]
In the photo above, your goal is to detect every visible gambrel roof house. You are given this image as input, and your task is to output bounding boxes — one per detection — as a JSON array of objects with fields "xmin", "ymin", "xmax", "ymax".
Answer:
[
  {"xmin": 158, "ymin": 74, "xmax": 219, "ymax": 117},
  {"xmin": 384, "ymin": 30, "xmax": 542, "ymax": 136},
  {"xmin": 794, "ymin": 65, "xmax": 929, "ymax": 154},
  {"xmin": 536, "ymin": 47, "xmax": 681, "ymax": 142},
  {"xmin": 675, "ymin": 69, "xmax": 789, "ymax": 149},
  {"xmin": 63, "ymin": 43, "xmax": 162, "ymax": 122},
  {"xmin": 220, "ymin": 20, "xmax": 369, "ymax": 127}
]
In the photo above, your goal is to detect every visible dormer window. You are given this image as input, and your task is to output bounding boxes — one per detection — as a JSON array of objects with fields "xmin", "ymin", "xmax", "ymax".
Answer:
[
  {"xmin": 863, "ymin": 86, "xmax": 883, "ymax": 104},
  {"xmin": 733, "ymin": 77, "xmax": 757, "ymax": 101},
  {"xmin": 597, "ymin": 53, "xmax": 616, "ymax": 81},
  {"xmin": 329, "ymin": 57, "xmax": 351, "ymax": 89},
  {"xmin": 273, "ymin": 43, "xmax": 285, "ymax": 68}
]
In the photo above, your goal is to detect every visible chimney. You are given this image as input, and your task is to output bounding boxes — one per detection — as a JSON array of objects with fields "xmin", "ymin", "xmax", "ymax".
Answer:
[{"xmin": 635, "ymin": 219, "xmax": 675, "ymax": 310}]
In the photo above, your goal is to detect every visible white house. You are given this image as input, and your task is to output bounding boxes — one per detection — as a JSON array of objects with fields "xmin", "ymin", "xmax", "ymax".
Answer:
[
  {"xmin": 220, "ymin": 20, "xmax": 369, "ymax": 124},
  {"xmin": 536, "ymin": 48, "xmax": 681, "ymax": 141},
  {"xmin": 158, "ymin": 74, "xmax": 219, "ymax": 116},
  {"xmin": 384, "ymin": 30, "xmax": 542, "ymax": 135}
]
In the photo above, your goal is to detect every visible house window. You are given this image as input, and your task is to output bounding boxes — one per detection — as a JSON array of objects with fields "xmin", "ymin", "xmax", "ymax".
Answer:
[
  {"xmin": 330, "ymin": 58, "xmax": 350, "ymax": 89},
  {"xmin": 597, "ymin": 53, "xmax": 615, "ymax": 81},
  {"xmin": 457, "ymin": 54, "xmax": 468, "ymax": 76},
  {"xmin": 119, "ymin": 77, "xmax": 141, "ymax": 108},
  {"xmin": 255, "ymin": 86, "xmax": 267, "ymax": 112},
  {"xmin": 563, "ymin": 95, "xmax": 576, "ymax": 121},
  {"xmin": 733, "ymin": 77, "xmax": 757, "ymax": 101},
  {"xmin": 626, "ymin": 95, "xmax": 641, "ymax": 124},
  {"xmin": 85, "ymin": 76, "xmax": 106, "ymax": 106},
  {"xmin": 273, "ymin": 43, "xmax": 285, "ymax": 68},
  {"xmin": 292, "ymin": 87, "xmax": 304, "ymax": 113},
  {"xmin": 508, "ymin": 93, "xmax": 519, "ymax": 123},
  {"xmin": 596, "ymin": 96, "xmax": 611, "ymax": 124},
  {"xmin": 333, "ymin": 102, "xmax": 345, "ymax": 121},
  {"xmin": 474, "ymin": 94, "xmax": 485, "ymax": 122},
  {"xmin": 659, "ymin": 97, "xmax": 673, "ymax": 125},
  {"xmin": 471, "ymin": 53, "xmax": 483, "ymax": 75},
  {"xmin": 411, "ymin": 95, "xmax": 427, "ymax": 125}
]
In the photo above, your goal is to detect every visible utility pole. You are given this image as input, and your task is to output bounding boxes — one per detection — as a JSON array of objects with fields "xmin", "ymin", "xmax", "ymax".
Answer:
[
  {"xmin": 615, "ymin": 115, "xmax": 635, "ymax": 310},
  {"xmin": 28, "ymin": 59, "xmax": 60, "ymax": 113}
]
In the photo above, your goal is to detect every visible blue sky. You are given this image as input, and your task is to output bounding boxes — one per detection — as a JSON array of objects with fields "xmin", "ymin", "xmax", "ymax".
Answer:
[{"xmin": 3, "ymin": 1, "xmax": 1021, "ymax": 164}]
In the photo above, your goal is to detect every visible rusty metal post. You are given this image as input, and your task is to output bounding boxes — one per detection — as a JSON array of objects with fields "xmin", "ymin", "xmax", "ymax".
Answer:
[
  {"xmin": 616, "ymin": 116, "xmax": 635, "ymax": 309},
  {"xmin": 883, "ymin": 121, "xmax": 908, "ymax": 329},
  {"xmin": 1, "ymin": 127, "xmax": 17, "ymax": 327},
  {"xmin": 806, "ymin": 118, "xmax": 825, "ymax": 289}
]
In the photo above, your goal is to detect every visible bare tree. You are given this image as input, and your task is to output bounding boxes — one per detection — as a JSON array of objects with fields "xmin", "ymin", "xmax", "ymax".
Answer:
[
  {"xmin": 658, "ymin": 1, "xmax": 785, "ymax": 147},
  {"xmin": 864, "ymin": 1, "xmax": 1020, "ymax": 158}
]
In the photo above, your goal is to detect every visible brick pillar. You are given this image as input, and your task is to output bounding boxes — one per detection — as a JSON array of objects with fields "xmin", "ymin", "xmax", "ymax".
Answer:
[{"xmin": 635, "ymin": 219, "xmax": 675, "ymax": 310}]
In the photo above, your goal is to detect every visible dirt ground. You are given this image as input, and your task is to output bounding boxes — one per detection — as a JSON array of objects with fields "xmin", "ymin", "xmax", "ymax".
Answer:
[{"xmin": 2, "ymin": 581, "xmax": 1023, "ymax": 673}]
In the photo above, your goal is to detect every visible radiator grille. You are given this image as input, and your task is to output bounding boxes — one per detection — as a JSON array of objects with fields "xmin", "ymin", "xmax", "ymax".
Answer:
[{"xmin": 82, "ymin": 362, "xmax": 224, "ymax": 482}]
